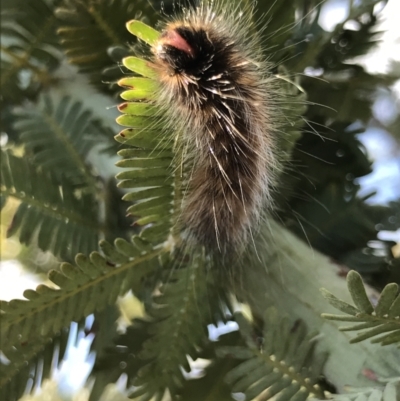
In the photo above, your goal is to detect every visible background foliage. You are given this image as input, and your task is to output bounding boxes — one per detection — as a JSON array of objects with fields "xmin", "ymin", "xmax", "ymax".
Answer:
[{"xmin": 1, "ymin": 0, "xmax": 400, "ymax": 400}]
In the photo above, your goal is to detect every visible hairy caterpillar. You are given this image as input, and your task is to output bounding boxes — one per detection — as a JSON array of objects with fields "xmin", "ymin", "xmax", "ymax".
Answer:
[{"xmin": 147, "ymin": 1, "xmax": 281, "ymax": 253}]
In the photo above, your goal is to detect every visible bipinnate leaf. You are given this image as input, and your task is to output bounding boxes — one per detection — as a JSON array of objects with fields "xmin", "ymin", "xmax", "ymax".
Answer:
[
  {"xmin": 0, "ymin": 237, "xmax": 163, "ymax": 356},
  {"xmin": 56, "ymin": 0, "xmax": 155, "ymax": 92},
  {"xmin": 218, "ymin": 309, "xmax": 326, "ymax": 401},
  {"xmin": 1, "ymin": 150, "xmax": 100, "ymax": 259},
  {"xmin": 129, "ymin": 252, "xmax": 224, "ymax": 400},
  {"xmin": 89, "ymin": 319, "xmax": 149, "ymax": 401},
  {"xmin": 0, "ymin": 326, "xmax": 72, "ymax": 401},
  {"xmin": 0, "ymin": 0, "xmax": 62, "ymax": 104},
  {"xmin": 310, "ymin": 379, "xmax": 400, "ymax": 401},
  {"xmin": 321, "ymin": 271, "xmax": 400, "ymax": 345},
  {"xmin": 13, "ymin": 95, "xmax": 113, "ymax": 191},
  {"xmin": 116, "ymin": 33, "xmax": 179, "ymax": 247}
]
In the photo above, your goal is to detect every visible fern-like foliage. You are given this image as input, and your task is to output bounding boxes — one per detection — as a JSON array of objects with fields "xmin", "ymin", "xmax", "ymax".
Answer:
[
  {"xmin": 0, "ymin": 235, "xmax": 162, "ymax": 364},
  {"xmin": 89, "ymin": 258, "xmax": 228, "ymax": 400},
  {"xmin": 304, "ymin": 66, "xmax": 398, "ymax": 123},
  {"xmin": 56, "ymin": 0, "xmax": 155, "ymax": 93},
  {"xmin": 321, "ymin": 271, "xmax": 400, "ymax": 345},
  {"xmin": 217, "ymin": 310, "xmax": 327, "ymax": 401},
  {"xmin": 1, "ymin": 326, "xmax": 72, "ymax": 401},
  {"xmin": 0, "ymin": 0, "xmax": 62, "ymax": 105},
  {"xmin": 1, "ymin": 0, "xmax": 399, "ymax": 399},
  {"xmin": 115, "ymin": 124, "xmax": 175, "ymax": 247},
  {"xmin": 114, "ymin": 38, "xmax": 224, "ymax": 396},
  {"xmin": 177, "ymin": 355, "xmax": 236, "ymax": 401},
  {"xmin": 280, "ymin": 119, "xmax": 397, "ymax": 275},
  {"xmin": 312, "ymin": 379, "xmax": 400, "ymax": 401},
  {"xmin": 89, "ymin": 320, "xmax": 148, "ymax": 401},
  {"xmin": 1, "ymin": 150, "xmax": 100, "ymax": 259},
  {"xmin": 116, "ymin": 23, "xmax": 178, "ymax": 246},
  {"xmin": 318, "ymin": 0, "xmax": 387, "ymax": 72},
  {"xmin": 92, "ymin": 322, "xmax": 236, "ymax": 401},
  {"xmin": 129, "ymin": 252, "xmax": 225, "ymax": 400},
  {"xmin": 112, "ymin": 19, "xmax": 329, "ymax": 400},
  {"xmin": 290, "ymin": 0, "xmax": 398, "ymax": 124},
  {"xmin": 288, "ymin": 0, "xmax": 386, "ymax": 73},
  {"xmin": 287, "ymin": 183, "xmax": 376, "ymax": 255},
  {"xmin": 13, "ymin": 95, "xmax": 113, "ymax": 191}
]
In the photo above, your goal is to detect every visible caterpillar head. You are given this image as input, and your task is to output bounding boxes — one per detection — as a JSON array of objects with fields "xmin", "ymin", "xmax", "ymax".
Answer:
[{"xmin": 153, "ymin": 25, "xmax": 215, "ymax": 77}]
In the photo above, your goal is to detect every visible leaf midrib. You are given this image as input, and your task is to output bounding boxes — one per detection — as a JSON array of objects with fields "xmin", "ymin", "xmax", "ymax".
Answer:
[
  {"xmin": 0, "ymin": 15, "xmax": 58, "ymax": 86},
  {"xmin": 2, "ymin": 248, "xmax": 163, "ymax": 337},
  {"xmin": 2, "ymin": 187, "xmax": 101, "ymax": 231},
  {"xmin": 41, "ymin": 109, "xmax": 99, "ymax": 195},
  {"xmin": 87, "ymin": 4, "xmax": 124, "ymax": 45},
  {"xmin": 257, "ymin": 349, "xmax": 325, "ymax": 398}
]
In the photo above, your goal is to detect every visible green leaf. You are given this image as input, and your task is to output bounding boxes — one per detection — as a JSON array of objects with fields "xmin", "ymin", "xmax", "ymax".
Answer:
[
  {"xmin": 116, "ymin": 19, "xmax": 187, "ymax": 249},
  {"xmin": 0, "ymin": 0, "xmax": 62, "ymax": 105},
  {"xmin": 116, "ymin": 114, "xmax": 159, "ymax": 129},
  {"xmin": 311, "ymin": 378, "xmax": 400, "ymax": 401},
  {"xmin": 14, "ymin": 95, "xmax": 113, "ymax": 191},
  {"xmin": 278, "ymin": 120, "xmax": 384, "ymax": 265},
  {"xmin": 117, "ymin": 102, "xmax": 157, "ymax": 116},
  {"xmin": 218, "ymin": 309, "xmax": 326, "ymax": 401},
  {"xmin": 375, "ymin": 284, "xmax": 399, "ymax": 317},
  {"xmin": 126, "ymin": 20, "xmax": 160, "ymax": 46},
  {"xmin": 56, "ymin": 0, "xmax": 155, "ymax": 92},
  {"xmin": 321, "ymin": 271, "xmax": 400, "ymax": 345},
  {"xmin": 1, "ymin": 150, "xmax": 100, "ymax": 259},
  {"xmin": 122, "ymin": 56, "xmax": 158, "ymax": 79},
  {"xmin": 0, "ymin": 237, "xmax": 163, "ymax": 353},
  {"xmin": 178, "ymin": 358, "xmax": 233, "ymax": 401},
  {"xmin": 285, "ymin": 0, "xmax": 386, "ymax": 74},
  {"xmin": 320, "ymin": 288, "xmax": 359, "ymax": 316},
  {"xmin": 129, "ymin": 252, "xmax": 225, "ymax": 400},
  {"xmin": 305, "ymin": 65, "xmax": 397, "ymax": 122},
  {"xmin": 317, "ymin": 5, "xmax": 384, "ymax": 70},
  {"xmin": 89, "ymin": 320, "xmax": 149, "ymax": 401},
  {"xmin": 347, "ymin": 271, "xmax": 374, "ymax": 314},
  {"xmin": 350, "ymin": 323, "xmax": 399, "ymax": 344},
  {"xmin": 0, "ymin": 327, "xmax": 72, "ymax": 401},
  {"xmin": 119, "ymin": 77, "xmax": 159, "ymax": 100}
]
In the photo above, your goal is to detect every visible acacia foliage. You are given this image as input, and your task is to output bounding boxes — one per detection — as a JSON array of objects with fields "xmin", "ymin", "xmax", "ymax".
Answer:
[{"xmin": 1, "ymin": 0, "xmax": 399, "ymax": 400}]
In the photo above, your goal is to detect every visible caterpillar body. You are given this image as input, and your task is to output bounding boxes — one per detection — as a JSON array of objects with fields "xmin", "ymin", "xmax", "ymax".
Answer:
[{"xmin": 138, "ymin": 2, "xmax": 280, "ymax": 253}]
